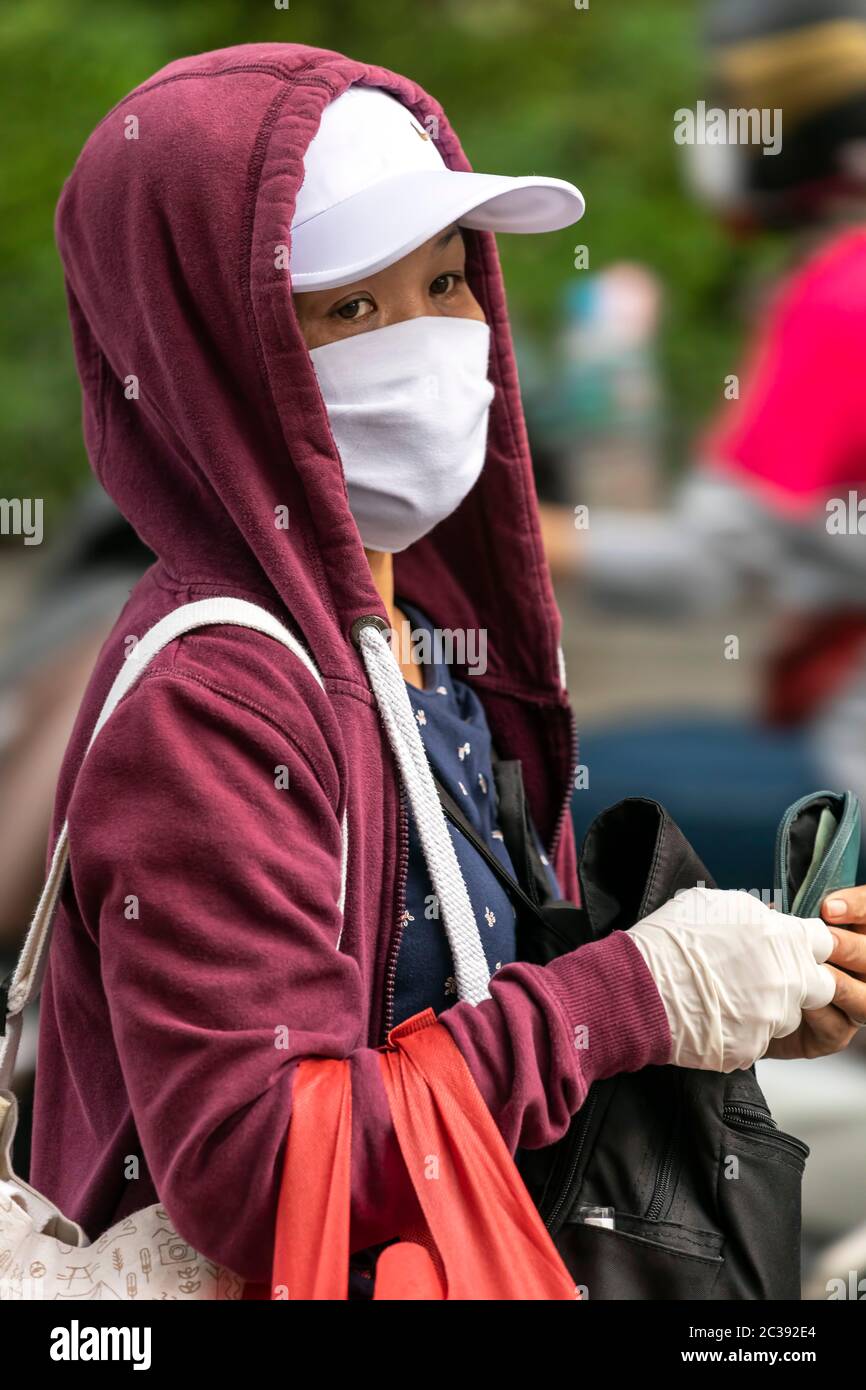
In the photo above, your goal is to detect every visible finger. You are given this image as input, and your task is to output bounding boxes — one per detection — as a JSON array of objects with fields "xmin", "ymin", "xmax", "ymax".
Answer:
[
  {"xmin": 826, "ymin": 925, "xmax": 866, "ymax": 976},
  {"xmin": 763, "ymin": 1008, "xmax": 857, "ymax": 1058},
  {"xmin": 803, "ymin": 959, "xmax": 837, "ymax": 1010},
  {"xmin": 823, "ymin": 886, "xmax": 866, "ymax": 927},
  {"xmin": 825, "ymin": 965, "xmax": 866, "ymax": 1026},
  {"xmin": 804, "ymin": 917, "xmax": 835, "ymax": 963},
  {"xmin": 800, "ymin": 1003, "xmax": 860, "ymax": 1053}
]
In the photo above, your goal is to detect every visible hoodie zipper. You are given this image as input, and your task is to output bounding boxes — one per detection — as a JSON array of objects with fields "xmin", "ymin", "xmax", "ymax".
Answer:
[
  {"xmin": 349, "ymin": 613, "xmax": 409, "ymax": 1047},
  {"xmin": 531, "ymin": 705, "xmax": 585, "ymax": 1231},
  {"xmin": 549, "ymin": 703, "xmax": 579, "ymax": 863},
  {"xmin": 380, "ymin": 782, "xmax": 411, "ymax": 1044},
  {"xmin": 542, "ymin": 706, "xmax": 589, "ymax": 1228}
]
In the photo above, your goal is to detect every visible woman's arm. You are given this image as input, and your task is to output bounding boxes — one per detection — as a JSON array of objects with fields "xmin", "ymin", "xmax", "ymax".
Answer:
[{"xmin": 67, "ymin": 663, "xmax": 669, "ymax": 1283}]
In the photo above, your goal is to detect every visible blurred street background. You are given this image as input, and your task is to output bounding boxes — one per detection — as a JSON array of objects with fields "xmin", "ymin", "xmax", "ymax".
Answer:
[{"xmin": 3, "ymin": 0, "xmax": 866, "ymax": 1297}]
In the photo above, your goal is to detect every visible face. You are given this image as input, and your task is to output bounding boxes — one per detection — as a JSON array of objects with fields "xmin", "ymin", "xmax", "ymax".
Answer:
[{"xmin": 293, "ymin": 224, "xmax": 486, "ymax": 348}]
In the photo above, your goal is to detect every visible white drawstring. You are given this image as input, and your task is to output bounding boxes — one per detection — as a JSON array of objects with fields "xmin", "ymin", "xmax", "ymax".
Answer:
[{"xmin": 356, "ymin": 622, "xmax": 492, "ymax": 1006}]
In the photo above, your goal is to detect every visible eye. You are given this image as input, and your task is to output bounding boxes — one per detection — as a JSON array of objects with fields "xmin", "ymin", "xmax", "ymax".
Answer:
[
  {"xmin": 429, "ymin": 272, "xmax": 462, "ymax": 297},
  {"xmin": 332, "ymin": 295, "xmax": 375, "ymax": 322}
]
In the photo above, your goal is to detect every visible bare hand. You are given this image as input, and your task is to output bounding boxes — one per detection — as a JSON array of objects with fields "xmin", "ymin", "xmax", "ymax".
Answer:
[{"xmin": 764, "ymin": 888, "xmax": 866, "ymax": 1059}]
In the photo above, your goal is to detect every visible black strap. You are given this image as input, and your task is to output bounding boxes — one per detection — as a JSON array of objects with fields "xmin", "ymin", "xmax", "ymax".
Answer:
[
  {"xmin": 0, "ymin": 971, "xmax": 11, "ymax": 1039},
  {"xmin": 491, "ymin": 757, "xmax": 550, "ymax": 908},
  {"xmin": 432, "ymin": 772, "xmax": 552, "ymax": 931},
  {"xmin": 434, "ymin": 765, "xmax": 592, "ymax": 962}
]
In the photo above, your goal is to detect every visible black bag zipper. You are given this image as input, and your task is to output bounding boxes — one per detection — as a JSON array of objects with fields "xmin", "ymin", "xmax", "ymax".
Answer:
[
  {"xmin": 723, "ymin": 1101, "xmax": 809, "ymax": 1159},
  {"xmin": 645, "ymin": 1125, "xmax": 680, "ymax": 1221},
  {"xmin": 543, "ymin": 1089, "xmax": 598, "ymax": 1231},
  {"xmin": 645, "ymin": 1072, "xmax": 685, "ymax": 1222}
]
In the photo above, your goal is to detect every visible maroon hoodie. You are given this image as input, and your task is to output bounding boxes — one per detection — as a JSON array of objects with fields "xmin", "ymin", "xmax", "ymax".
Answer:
[{"xmin": 30, "ymin": 43, "xmax": 670, "ymax": 1289}]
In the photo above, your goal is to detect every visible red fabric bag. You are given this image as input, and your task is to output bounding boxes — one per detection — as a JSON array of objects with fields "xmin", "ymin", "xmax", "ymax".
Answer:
[{"xmin": 271, "ymin": 1009, "xmax": 579, "ymax": 1301}]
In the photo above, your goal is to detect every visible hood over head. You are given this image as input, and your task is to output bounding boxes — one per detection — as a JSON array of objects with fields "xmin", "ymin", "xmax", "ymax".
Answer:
[{"xmin": 56, "ymin": 43, "xmax": 572, "ymax": 816}]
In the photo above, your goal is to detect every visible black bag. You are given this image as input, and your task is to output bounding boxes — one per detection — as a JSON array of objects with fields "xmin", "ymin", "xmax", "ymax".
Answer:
[{"xmin": 435, "ymin": 765, "xmax": 810, "ymax": 1301}]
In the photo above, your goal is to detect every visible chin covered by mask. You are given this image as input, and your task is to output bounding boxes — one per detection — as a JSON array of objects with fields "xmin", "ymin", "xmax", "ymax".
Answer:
[{"xmin": 308, "ymin": 315, "xmax": 495, "ymax": 553}]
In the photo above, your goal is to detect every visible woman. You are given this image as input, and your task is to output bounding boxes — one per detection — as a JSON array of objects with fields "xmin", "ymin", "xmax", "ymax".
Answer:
[{"xmin": 28, "ymin": 43, "xmax": 866, "ymax": 1299}]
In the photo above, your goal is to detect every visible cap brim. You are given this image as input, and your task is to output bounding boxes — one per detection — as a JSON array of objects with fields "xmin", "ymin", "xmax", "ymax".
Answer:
[{"xmin": 290, "ymin": 168, "xmax": 585, "ymax": 291}]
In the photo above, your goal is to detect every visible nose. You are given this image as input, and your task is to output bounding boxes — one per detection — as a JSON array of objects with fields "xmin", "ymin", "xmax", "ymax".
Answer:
[{"xmin": 377, "ymin": 291, "xmax": 431, "ymax": 329}]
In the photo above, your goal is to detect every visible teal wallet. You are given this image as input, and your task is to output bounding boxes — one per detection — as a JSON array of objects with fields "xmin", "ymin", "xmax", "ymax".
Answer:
[{"xmin": 775, "ymin": 789, "xmax": 861, "ymax": 918}]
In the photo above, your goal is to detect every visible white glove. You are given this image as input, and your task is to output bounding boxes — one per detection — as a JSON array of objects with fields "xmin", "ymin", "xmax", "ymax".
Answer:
[{"xmin": 628, "ymin": 887, "xmax": 836, "ymax": 1072}]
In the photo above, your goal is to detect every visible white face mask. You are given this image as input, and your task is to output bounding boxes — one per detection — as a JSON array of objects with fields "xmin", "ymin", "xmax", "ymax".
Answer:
[{"xmin": 308, "ymin": 315, "xmax": 494, "ymax": 553}]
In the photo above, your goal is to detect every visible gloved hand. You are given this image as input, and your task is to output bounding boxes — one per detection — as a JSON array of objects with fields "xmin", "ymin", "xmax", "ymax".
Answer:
[{"xmin": 627, "ymin": 886, "xmax": 836, "ymax": 1072}]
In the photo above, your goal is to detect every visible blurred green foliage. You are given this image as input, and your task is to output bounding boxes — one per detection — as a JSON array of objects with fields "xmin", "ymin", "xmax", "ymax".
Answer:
[{"xmin": 0, "ymin": 0, "xmax": 785, "ymax": 516}]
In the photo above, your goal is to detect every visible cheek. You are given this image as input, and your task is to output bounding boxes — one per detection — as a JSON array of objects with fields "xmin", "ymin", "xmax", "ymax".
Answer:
[
  {"xmin": 463, "ymin": 291, "xmax": 487, "ymax": 323},
  {"xmin": 292, "ymin": 296, "xmax": 337, "ymax": 349},
  {"xmin": 460, "ymin": 276, "xmax": 487, "ymax": 321},
  {"xmin": 292, "ymin": 303, "xmax": 315, "ymax": 347},
  {"xmin": 443, "ymin": 284, "xmax": 486, "ymax": 323},
  {"xmin": 305, "ymin": 324, "xmax": 331, "ymax": 349},
  {"xmin": 297, "ymin": 317, "xmax": 336, "ymax": 349}
]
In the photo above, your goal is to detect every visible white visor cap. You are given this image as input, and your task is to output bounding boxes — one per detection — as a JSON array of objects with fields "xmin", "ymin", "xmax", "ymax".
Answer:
[{"xmin": 290, "ymin": 86, "xmax": 585, "ymax": 291}]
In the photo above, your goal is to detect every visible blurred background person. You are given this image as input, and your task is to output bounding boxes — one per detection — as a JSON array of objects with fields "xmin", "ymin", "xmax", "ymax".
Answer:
[
  {"xmin": 519, "ymin": 263, "xmax": 666, "ymax": 515},
  {"xmin": 539, "ymin": 0, "xmax": 866, "ymax": 897}
]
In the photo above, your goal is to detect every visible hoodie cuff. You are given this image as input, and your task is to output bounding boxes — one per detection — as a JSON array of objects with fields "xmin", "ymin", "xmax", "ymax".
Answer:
[{"xmin": 540, "ymin": 930, "xmax": 672, "ymax": 1083}]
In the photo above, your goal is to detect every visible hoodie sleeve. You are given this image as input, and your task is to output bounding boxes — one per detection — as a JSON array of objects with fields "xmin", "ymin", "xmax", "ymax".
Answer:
[{"xmin": 69, "ymin": 666, "xmax": 670, "ymax": 1285}]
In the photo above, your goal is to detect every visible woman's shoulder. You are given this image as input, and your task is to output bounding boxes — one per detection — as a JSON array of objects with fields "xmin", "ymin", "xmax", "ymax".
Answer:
[
  {"xmin": 154, "ymin": 620, "xmax": 334, "ymax": 722},
  {"xmin": 56, "ymin": 597, "xmax": 348, "ymax": 831}
]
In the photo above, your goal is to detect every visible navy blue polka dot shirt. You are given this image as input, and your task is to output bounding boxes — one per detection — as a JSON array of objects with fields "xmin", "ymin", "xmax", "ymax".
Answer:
[{"xmin": 392, "ymin": 598, "xmax": 560, "ymax": 1023}]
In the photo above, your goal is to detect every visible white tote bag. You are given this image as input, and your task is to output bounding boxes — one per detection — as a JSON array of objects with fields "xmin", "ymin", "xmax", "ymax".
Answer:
[{"xmin": 0, "ymin": 597, "xmax": 347, "ymax": 1301}]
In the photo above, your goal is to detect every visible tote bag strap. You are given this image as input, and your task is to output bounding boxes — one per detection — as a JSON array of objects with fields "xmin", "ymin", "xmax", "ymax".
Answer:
[
  {"xmin": 375, "ymin": 1011, "xmax": 578, "ymax": 1300},
  {"xmin": 271, "ymin": 1058, "xmax": 354, "ymax": 1301},
  {"xmin": 0, "ymin": 596, "xmax": 348, "ymax": 1094},
  {"xmin": 272, "ymin": 1010, "xmax": 578, "ymax": 1301}
]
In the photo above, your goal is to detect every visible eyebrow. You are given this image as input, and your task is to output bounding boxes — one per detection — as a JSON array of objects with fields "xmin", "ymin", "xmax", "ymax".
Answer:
[{"xmin": 433, "ymin": 224, "xmax": 463, "ymax": 251}]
